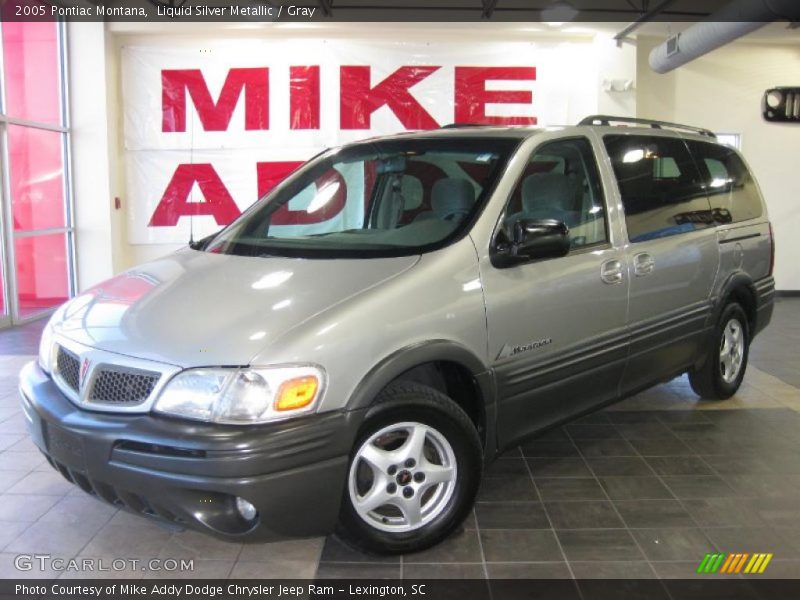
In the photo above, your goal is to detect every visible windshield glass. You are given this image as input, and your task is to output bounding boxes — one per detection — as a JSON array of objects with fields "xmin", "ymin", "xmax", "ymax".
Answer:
[{"xmin": 204, "ymin": 137, "xmax": 519, "ymax": 258}]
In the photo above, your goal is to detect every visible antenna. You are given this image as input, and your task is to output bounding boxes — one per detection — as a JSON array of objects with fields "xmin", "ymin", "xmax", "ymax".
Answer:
[{"xmin": 188, "ymin": 80, "xmax": 195, "ymax": 246}]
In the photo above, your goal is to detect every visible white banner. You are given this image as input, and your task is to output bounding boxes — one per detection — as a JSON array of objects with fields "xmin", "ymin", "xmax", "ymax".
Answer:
[{"xmin": 122, "ymin": 39, "xmax": 603, "ymax": 244}]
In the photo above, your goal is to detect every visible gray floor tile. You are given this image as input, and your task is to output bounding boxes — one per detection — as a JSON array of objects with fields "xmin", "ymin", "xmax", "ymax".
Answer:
[
  {"xmin": 0, "ymin": 521, "xmax": 29, "ymax": 551},
  {"xmin": 480, "ymin": 529, "xmax": 561, "ymax": 562},
  {"xmin": 477, "ymin": 476, "xmax": 538, "ymax": 502},
  {"xmin": 81, "ymin": 520, "xmax": 174, "ymax": 559},
  {"xmin": 535, "ymin": 478, "xmax": 607, "ymax": 501},
  {"xmin": 405, "ymin": 528, "xmax": 482, "ymax": 563},
  {"xmin": 661, "ymin": 475, "xmax": 737, "ymax": 499},
  {"xmin": 598, "ymin": 477, "xmax": 673, "ymax": 501},
  {"xmin": 486, "ymin": 562, "xmax": 572, "ymax": 578},
  {"xmin": 0, "ymin": 470, "xmax": 28, "ymax": 493},
  {"xmin": 39, "ymin": 494, "xmax": 118, "ymax": 528},
  {"xmin": 5, "ymin": 518, "xmax": 104, "ymax": 555},
  {"xmin": 585, "ymin": 457, "xmax": 653, "ymax": 477},
  {"xmin": 140, "ymin": 559, "xmax": 231, "ymax": 579},
  {"xmin": 519, "ymin": 441, "xmax": 581, "ymax": 458},
  {"xmin": 615, "ymin": 422, "xmax": 679, "ymax": 440},
  {"xmin": 614, "ymin": 499, "xmax": 695, "ymax": 529},
  {"xmin": 565, "ymin": 424, "xmax": 622, "ymax": 440},
  {"xmin": 544, "ymin": 501, "xmax": 624, "ymax": 530},
  {"xmin": 230, "ymin": 560, "xmax": 316, "ymax": 579},
  {"xmin": 628, "ymin": 437, "xmax": 695, "ymax": 456},
  {"xmin": 702, "ymin": 526, "xmax": 800, "ymax": 558},
  {"xmin": 475, "ymin": 501, "xmax": 550, "ymax": 529},
  {"xmin": 556, "ymin": 529, "xmax": 644, "ymax": 561},
  {"xmin": 237, "ymin": 537, "xmax": 323, "ymax": 563},
  {"xmin": 319, "ymin": 536, "xmax": 398, "ymax": 564},
  {"xmin": 315, "ymin": 562, "xmax": 401, "ymax": 578},
  {"xmin": 631, "ymin": 528, "xmax": 716, "ymax": 561},
  {"xmin": 158, "ymin": 530, "xmax": 242, "ymax": 561},
  {"xmin": 527, "ymin": 457, "xmax": 592, "ymax": 478},
  {"xmin": 0, "ymin": 493, "xmax": 60, "ymax": 522},
  {"xmin": 401, "ymin": 562, "xmax": 485, "ymax": 579},
  {"xmin": 484, "ymin": 457, "xmax": 529, "ymax": 476},
  {"xmin": 682, "ymin": 497, "xmax": 769, "ymax": 528},
  {"xmin": 569, "ymin": 560, "xmax": 656, "ymax": 579},
  {"xmin": 574, "ymin": 438, "xmax": 637, "ymax": 458},
  {"xmin": 0, "ymin": 451, "xmax": 45, "ymax": 471},
  {"xmin": 5, "ymin": 470, "xmax": 73, "ymax": 496},
  {"xmin": 645, "ymin": 456, "xmax": 715, "ymax": 477}
]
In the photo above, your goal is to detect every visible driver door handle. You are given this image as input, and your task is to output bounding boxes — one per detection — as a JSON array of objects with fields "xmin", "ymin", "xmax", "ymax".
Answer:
[
  {"xmin": 633, "ymin": 252, "xmax": 655, "ymax": 277},
  {"xmin": 601, "ymin": 259, "xmax": 624, "ymax": 285}
]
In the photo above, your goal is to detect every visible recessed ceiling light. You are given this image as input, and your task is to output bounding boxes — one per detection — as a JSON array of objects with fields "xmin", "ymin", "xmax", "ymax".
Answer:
[{"xmin": 541, "ymin": 1, "xmax": 578, "ymax": 27}]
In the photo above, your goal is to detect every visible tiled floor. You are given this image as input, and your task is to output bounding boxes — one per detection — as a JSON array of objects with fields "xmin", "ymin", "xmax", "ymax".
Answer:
[{"xmin": 0, "ymin": 299, "xmax": 799, "ymax": 580}]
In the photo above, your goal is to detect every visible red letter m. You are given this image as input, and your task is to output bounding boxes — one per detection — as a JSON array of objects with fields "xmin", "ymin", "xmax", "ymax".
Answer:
[{"xmin": 162, "ymin": 68, "xmax": 269, "ymax": 132}]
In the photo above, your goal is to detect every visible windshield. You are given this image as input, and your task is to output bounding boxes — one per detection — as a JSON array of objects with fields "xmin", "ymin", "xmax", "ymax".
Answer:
[{"xmin": 204, "ymin": 137, "xmax": 519, "ymax": 258}]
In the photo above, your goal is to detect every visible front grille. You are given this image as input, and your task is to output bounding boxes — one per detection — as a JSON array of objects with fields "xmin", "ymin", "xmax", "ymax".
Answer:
[
  {"xmin": 89, "ymin": 367, "xmax": 160, "ymax": 406},
  {"xmin": 55, "ymin": 346, "xmax": 80, "ymax": 392}
]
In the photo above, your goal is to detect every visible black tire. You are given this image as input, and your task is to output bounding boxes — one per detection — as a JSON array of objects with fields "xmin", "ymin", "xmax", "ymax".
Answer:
[
  {"xmin": 336, "ymin": 381, "xmax": 482, "ymax": 555},
  {"xmin": 689, "ymin": 302, "xmax": 750, "ymax": 400}
]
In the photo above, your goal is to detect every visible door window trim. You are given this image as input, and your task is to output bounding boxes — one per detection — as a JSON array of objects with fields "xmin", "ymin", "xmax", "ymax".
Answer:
[{"xmin": 489, "ymin": 135, "xmax": 613, "ymax": 265}]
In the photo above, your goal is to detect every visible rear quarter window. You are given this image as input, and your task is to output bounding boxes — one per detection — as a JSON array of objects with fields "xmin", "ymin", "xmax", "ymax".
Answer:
[
  {"xmin": 685, "ymin": 140, "xmax": 763, "ymax": 224},
  {"xmin": 602, "ymin": 134, "xmax": 712, "ymax": 243}
]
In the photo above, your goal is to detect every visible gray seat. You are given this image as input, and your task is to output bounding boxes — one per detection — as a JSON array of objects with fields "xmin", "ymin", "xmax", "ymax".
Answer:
[
  {"xmin": 413, "ymin": 177, "xmax": 475, "ymax": 223},
  {"xmin": 431, "ymin": 178, "xmax": 475, "ymax": 222}
]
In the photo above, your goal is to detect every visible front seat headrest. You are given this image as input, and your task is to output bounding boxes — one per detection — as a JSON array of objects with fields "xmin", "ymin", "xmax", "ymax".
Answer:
[
  {"xmin": 522, "ymin": 173, "xmax": 576, "ymax": 213},
  {"xmin": 431, "ymin": 178, "xmax": 475, "ymax": 222}
]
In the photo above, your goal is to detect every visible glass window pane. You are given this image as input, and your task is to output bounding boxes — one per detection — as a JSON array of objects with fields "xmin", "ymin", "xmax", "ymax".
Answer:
[
  {"xmin": 603, "ymin": 134, "xmax": 712, "ymax": 243},
  {"xmin": 8, "ymin": 125, "xmax": 66, "ymax": 231},
  {"xmin": 14, "ymin": 233, "xmax": 70, "ymax": 318},
  {"xmin": 2, "ymin": 21, "xmax": 62, "ymax": 124}
]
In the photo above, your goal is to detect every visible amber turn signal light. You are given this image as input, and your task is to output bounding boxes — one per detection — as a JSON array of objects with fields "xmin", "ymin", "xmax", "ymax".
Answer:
[{"xmin": 275, "ymin": 376, "xmax": 319, "ymax": 411}]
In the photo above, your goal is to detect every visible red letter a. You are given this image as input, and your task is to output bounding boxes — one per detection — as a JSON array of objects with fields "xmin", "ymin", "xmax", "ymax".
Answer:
[{"xmin": 149, "ymin": 164, "xmax": 241, "ymax": 227}]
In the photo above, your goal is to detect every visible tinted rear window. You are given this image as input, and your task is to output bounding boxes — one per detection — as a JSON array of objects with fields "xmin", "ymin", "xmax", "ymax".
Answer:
[
  {"xmin": 603, "ymin": 134, "xmax": 711, "ymax": 243},
  {"xmin": 685, "ymin": 140, "xmax": 763, "ymax": 224}
]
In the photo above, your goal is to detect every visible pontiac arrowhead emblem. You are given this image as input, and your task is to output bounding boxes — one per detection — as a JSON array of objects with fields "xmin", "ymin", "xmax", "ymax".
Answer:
[{"xmin": 79, "ymin": 358, "xmax": 91, "ymax": 389}]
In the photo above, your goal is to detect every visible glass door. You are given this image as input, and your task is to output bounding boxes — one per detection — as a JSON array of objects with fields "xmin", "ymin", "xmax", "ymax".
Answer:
[{"xmin": 0, "ymin": 21, "xmax": 74, "ymax": 329}]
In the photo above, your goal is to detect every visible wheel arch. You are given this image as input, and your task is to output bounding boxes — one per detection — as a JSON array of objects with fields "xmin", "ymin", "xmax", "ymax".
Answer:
[
  {"xmin": 716, "ymin": 271, "xmax": 758, "ymax": 335},
  {"xmin": 346, "ymin": 340, "xmax": 496, "ymax": 452}
]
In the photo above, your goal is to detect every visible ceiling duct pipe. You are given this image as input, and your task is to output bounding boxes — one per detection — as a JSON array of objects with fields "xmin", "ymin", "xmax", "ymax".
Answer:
[{"xmin": 649, "ymin": 0, "xmax": 800, "ymax": 74}]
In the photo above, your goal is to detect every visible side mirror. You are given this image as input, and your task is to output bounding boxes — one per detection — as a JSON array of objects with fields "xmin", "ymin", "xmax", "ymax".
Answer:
[{"xmin": 493, "ymin": 218, "xmax": 570, "ymax": 267}]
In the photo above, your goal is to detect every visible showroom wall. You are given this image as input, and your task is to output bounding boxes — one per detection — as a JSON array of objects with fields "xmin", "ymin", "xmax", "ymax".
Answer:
[
  {"xmin": 637, "ymin": 35, "xmax": 800, "ymax": 291},
  {"xmin": 66, "ymin": 23, "xmax": 798, "ymax": 292}
]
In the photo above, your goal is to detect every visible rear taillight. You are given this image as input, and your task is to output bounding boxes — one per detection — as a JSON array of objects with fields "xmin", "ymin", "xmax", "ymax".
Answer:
[{"xmin": 768, "ymin": 223, "xmax": 775, "ymax": 276}]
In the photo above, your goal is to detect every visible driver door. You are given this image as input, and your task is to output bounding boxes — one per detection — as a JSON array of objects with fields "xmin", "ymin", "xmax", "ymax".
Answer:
[{"xmin": 479, "ymin": 136, "xmax": 630, "ymax": 448}]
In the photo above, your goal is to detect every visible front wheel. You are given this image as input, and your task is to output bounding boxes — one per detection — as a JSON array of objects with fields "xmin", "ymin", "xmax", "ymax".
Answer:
[
  {"xmin": 336, "ymin": 382, "xmax": 482, "ymax": 555},
  {"xmin": 689, "ymin": 302, "xmax": 750, "ymax": 400}
]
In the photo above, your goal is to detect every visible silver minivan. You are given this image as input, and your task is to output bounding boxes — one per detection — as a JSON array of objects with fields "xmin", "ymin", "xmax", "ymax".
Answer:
[{"xmin": 20, "ymin": 116, "xmax": 775, "ymax": 554}]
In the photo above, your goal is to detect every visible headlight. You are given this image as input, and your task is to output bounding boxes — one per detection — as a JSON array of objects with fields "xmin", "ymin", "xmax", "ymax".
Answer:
[
  {"xmin": 153, "ymin": 365, "xmax": 325, "ymax": 424},
  {"xmin": 38, "ymin": 322, "xmax": 54, "ymax": 373}
]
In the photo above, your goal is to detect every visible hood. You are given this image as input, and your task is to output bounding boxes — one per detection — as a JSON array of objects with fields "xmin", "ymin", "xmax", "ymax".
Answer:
[{"xmin": 54, "ymin": 249, "xmax": 419, "ymax": 367}]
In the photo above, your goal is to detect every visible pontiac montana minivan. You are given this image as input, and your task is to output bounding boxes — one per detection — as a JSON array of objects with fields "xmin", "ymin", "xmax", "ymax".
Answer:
[{"xmin": 20, "ymin": 116, "xmax": 775, "ymax": 554}]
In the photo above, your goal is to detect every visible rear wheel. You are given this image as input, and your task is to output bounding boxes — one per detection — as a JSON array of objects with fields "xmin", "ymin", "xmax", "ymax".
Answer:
[
  {"xmin": 689, "ymin": 302, "xmax": 749, "ymax": 400},
  {"xmin": 336, "ymin": 382, "xmax": 482, "ymax": 555}
]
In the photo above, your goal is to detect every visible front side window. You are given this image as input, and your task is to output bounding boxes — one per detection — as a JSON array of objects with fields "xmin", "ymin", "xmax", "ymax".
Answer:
[
  {"xmin": 205, "ymin": 138, "xmax": 518, "ymax": 258},
  {"xmin": 603, "ymin": 134, "xmax": 711, "ymax": 243},
  {"xmin": 684, "ymin": 140, "xmax": 763, "ymax": 224},
  {"xmin": 502, "ymin": 137, "xmax": 608, "ymax": 249}
]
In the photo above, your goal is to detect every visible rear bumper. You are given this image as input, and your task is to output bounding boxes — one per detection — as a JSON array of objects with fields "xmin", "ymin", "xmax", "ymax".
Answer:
[
  {"xmin": 18, "ymin": 361, "xmax": 364, "ymax": 542},
  {"xmin": 753, "ymin": 275, "xmax": 775, "ymax": 337}
]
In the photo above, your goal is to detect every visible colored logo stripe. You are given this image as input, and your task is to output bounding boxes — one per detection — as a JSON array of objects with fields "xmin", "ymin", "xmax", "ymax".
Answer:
[{"xmin": 698, "ymin": 552, "xmax": 773, "ymax": 574}]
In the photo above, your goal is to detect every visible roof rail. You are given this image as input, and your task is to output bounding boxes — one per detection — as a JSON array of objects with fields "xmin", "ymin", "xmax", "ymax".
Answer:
[
  {"xmin": 439, "ymin": 123, "xmax": 492, "ymax": 129},
  {"xmin": 578, "ymin": 115, "xmax": 716, "ymax": 138}
]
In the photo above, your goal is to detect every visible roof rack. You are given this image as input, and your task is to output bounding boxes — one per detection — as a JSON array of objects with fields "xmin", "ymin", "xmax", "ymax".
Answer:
[
  {"xmin": 578, "ymin": 115, "xmax": 716, "ymax": 138},
  {"xmin": 439, "ymin": 123, "xmax": 492, "ymax": 129}
]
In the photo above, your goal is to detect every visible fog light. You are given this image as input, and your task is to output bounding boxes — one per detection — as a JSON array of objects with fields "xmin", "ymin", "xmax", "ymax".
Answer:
[{"xmin": 235, "ymin": 497, "xmax": 258, "ymax": 522}]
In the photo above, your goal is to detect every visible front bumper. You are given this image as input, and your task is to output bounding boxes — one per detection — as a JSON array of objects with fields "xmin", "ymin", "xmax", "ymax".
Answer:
[{"xmin": 19, "ymin": 361, "xmax": 364, "ymax": 542}]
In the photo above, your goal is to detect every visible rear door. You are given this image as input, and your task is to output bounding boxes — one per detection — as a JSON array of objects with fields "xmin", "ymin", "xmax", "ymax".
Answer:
[
  {"xmin": 601, "ymin": 133, "xmax": 720, "ymax": 395},
  {"xmin": 479, "ymin": 136, "xmax": 629, "ymax": 447}
]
